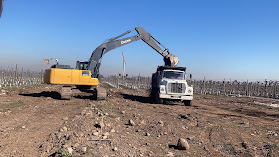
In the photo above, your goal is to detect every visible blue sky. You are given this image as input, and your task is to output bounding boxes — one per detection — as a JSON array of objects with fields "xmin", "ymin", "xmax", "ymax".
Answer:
[{"xmin": 0, "ymin": 0, "xmax": 278, "ymax": 81}]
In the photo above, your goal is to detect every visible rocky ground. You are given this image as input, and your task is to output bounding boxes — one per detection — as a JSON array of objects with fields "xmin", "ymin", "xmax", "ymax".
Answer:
[{"xmin": 0, "ymin": 84, "xmax": 279, "ymax": 157}]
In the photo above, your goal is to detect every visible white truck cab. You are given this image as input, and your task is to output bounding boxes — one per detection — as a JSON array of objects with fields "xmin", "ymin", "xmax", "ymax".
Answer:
[{"xmin": 151, "ymin": 66, "xmax": 193, "ymax": 106}]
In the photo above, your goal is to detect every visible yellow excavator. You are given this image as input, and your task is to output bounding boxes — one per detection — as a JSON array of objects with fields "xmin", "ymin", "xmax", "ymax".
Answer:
[{"xmin": 44, "ymin": 27, "xmax": 179, "ymax": 99}]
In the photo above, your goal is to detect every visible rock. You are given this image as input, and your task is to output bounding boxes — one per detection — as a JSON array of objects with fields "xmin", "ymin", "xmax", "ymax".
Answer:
[
  {"xmin": 110, "ymin": 129, "xmax": 116, "ymax": 133},
  {"xmin": 112, "ymin": 147, "xmax": 118, "ymax": 151},
  {"xmin": 63, "ymin": 117, "xmax": 69, "ymax": 121},
  {"xmin": 63, "ymin": 126, "xmax": 68, "ymax": 132},
  {"xmin": 56, "ymin": 133, "xmax": 62, "ymax": 139},
  {"xmin": 128, "ymin": 119, "xmax": 135, "ymax": 126},
  {"xmin": 22, "ymin": 126, "xmax": 26, "ymax": 129},
  {"xmin": 145, "ymin": 132, "xmax": 150, "ymax": 136},
  {"xmin": 140, "ymin": 120, "xmax": 146, "ymax": 125},
  {"xmin": 103, "ymin": 135, "xmax": 108, "ymax": 139},
  {"xmin": 177, "ymin": 138, "xmax": 190, "ymax": 150},
  {"xmin": 93, "ymin": 132, "xmax": 99, "ymax": 136},
  {"xmin": 67, "ymin": 147, "xmax": 73, "ymax": 154},
  {"xmin": 81, "ymin": 110, "xmax": 87, "ymax": 115},
  {"xmin": 73, "ymin": 132, "xmax": 78, "ymax": 137},
  {"xmin": 115, "ymin": 117, "xmax": 120, "ymax": 121},
  {"xmin": 167, "ymin": 152, "xmax": 174, "ymax": 157},
  {"xmin": 73, "ymin": 143, "xmax": 79, "ymax": 148},
  {"xmin": 86, "ymin": 111, "xmax": 93, "ymax": 116},
  {"xmin": 121, "ymin": 111, "xmax": 125, "ymax": 114},
  {"xmin": 158, "ymin": 120, "xmax": 164, "ymax": 126},
  {"xmin": 65, "ymin": 134, "xmax": 70, "ymax": 140},
  {"xmin": 103, "ymin": 132, "xmax": 110, "ymax": 136},
  {"xmin": 81, "ymin": 146, "xmax": 87, "ymax": 153}
]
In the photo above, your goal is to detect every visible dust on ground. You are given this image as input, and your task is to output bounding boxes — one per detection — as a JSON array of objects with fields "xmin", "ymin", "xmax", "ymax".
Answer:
[{"xmin": 0, "ymin": 84, "xmax": 279, "ymax": 157}]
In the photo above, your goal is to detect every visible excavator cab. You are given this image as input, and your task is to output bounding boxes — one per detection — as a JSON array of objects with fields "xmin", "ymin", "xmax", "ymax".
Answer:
[{"xmin": 76, "ymin": 61, "xmax": 89, "ymax": 70}]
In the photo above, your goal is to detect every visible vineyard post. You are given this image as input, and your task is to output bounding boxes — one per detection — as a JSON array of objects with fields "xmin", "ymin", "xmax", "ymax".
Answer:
[
  {"xmin": 229, "ymin": 80, "xmax": 232, "ymax": 95},
  {"xmin": 232, "ymin": 81, "xmax": 235, "ymax": 95},
  {"xmin": 41, "ymin": 69, "xmax": 44, "ymax": 83},
  {"xmin": 223, "ymin": 78, "xmax": 226, "ymax": 95},
  {"xmin": 138, "ymin": 73, "xmax": 141, "ymax": 87},
  {"xmin": 117, "ymin": 73, "xmax": 119, "ymax": 88},
  {"xmin": 212, "ymin": 81, "xmax": 215, "ymax": 94},
  {"xmin": 274, "ymin": 81, "xmax": 277, "ymax": 99},
  {"xmin": 265, "ymin": 79, "xmax": 267, "ymax": 97},
  {"xmin": 257, "ymin": 81, "xmax": 261, "ymax": 96},
  {"xmin": 202, "ymin": 77, "xmax": 205, "ymax": 94},
  {"xmin": 15, "ymin": 64, "xmax": 18, "ymax": 80},
  {"xmin": 246, "ymin": 80, "xmax": 249, "ymax": 96}
]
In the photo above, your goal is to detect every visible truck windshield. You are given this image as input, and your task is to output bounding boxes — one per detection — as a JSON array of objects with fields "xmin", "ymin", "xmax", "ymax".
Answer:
[{"xmin": 163, "ymin": 71, "xmax": 184, "ymax": 80}]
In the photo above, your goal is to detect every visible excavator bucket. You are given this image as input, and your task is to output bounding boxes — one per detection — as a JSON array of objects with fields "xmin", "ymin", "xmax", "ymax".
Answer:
[{"xmin": 164, "ymin": 54, "xmax": 179, "ymax": 67}]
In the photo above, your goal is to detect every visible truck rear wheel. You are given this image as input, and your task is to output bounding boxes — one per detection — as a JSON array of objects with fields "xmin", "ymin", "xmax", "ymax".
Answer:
[{"xmin": 183, "ymin": 100, "xmax": 192, "ymax": 106}]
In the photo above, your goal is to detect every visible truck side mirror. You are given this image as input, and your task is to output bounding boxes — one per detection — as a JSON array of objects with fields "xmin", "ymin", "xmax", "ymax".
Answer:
[{"xmin": 190, "ymin": 74, "xmax": 192, "ymax": 79}]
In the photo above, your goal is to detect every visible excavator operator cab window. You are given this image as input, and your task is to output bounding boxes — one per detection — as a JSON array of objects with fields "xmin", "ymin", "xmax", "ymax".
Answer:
[{"xmin": 76, "ymin": 61, "xmax": 89, "ymax": 70}]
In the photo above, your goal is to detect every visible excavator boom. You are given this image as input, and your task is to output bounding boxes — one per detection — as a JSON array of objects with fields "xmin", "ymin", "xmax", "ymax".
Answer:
[{"xmin": 88, "ymin": 27, "xmax": 179, "ymax": 78}]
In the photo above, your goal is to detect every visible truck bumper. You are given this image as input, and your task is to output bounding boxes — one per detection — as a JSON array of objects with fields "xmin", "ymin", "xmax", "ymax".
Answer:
[{"xmin": 159, "ymin": 94, "xmax": 193, "ymax": 101}]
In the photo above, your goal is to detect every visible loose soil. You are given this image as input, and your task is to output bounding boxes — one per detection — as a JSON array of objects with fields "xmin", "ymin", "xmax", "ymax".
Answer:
[{"xmin": 0, "ymin": 84, "xmax": 279, "ymax": 157}]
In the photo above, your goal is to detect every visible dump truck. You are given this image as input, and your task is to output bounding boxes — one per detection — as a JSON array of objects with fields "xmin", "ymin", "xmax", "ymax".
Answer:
[
  {"xmin": 151, "ymin": 66, "xmax": 193, "ymax": 106},
  {"xmin": 44, "ymin": 27, "xmax": 179, "ymax": 99}
]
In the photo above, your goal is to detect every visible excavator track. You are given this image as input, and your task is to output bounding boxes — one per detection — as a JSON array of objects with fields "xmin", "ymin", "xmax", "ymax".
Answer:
[
  {"xmin": 61, "ymin": 86, "xmax": 72, "ymax": 100},
  {"xmin": 96, "ymin": 87, "xmax": 107, "ymax": 100}
]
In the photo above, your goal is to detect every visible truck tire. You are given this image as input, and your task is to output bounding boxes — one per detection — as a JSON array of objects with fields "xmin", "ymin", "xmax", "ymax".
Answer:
[
  {"xmin": 155, "ymin": 93, "xmax": 163, "ymax": 104},
  {"xmin": 183, "ymin": 100, "xmax": 192, "ymax": 106}
]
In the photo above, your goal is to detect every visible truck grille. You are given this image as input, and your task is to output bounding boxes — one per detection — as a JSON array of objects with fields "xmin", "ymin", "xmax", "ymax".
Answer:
[{"xmin": 168, "ymin": 83, "xmax": 186, "ymax": 93}]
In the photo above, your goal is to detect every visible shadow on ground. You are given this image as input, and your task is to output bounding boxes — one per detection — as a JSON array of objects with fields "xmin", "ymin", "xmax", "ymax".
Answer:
[
  {"xmin": 19, "ymin": 91, "xmax": 61, "ymax": 100},
  {"xmin": 121, "ymin": 93, "xmax": 153, "ymax": 104},
  {"xmin": 121, "ymin": 93, "xmax": 182, "ymax": 106},
  {"xmin": 73, "ymin": 95, "xmax": 96, "ymax": 100},
  {"xmin": 20, "ymin": 91, "xmax": 99, "ymax": 100}
]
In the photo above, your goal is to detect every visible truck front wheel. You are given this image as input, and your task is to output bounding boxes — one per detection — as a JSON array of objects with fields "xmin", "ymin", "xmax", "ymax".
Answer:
[
  {"xmin": 183, "ymin": 100, "xmax": 192, "ymax": 106},
  {"xmin": 155, "ymin": 93, "xmax": 164, "ymax": 104}
]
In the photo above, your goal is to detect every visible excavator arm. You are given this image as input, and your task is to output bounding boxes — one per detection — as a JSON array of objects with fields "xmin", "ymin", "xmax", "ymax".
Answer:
[{"xmin": 88, "ymin": 27, "xmax": 179, "ymax": 78}]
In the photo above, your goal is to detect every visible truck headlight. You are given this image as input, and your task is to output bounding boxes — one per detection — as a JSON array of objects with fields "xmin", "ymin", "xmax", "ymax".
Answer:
[{"xmin": 159, "ymin": 85, "xmax": 166, "ymax": 93}]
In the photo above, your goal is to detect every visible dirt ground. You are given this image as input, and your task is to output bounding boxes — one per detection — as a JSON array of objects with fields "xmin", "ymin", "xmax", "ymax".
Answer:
[{"xmin": 0, "ymin": 84, "xmax": 279, "ymax": 157}]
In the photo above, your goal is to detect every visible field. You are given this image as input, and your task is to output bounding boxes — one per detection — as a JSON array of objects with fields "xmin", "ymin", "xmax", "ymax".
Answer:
[{"xmin": 0, "ymin": 83, "xmax": 279, "ymax": 156}]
